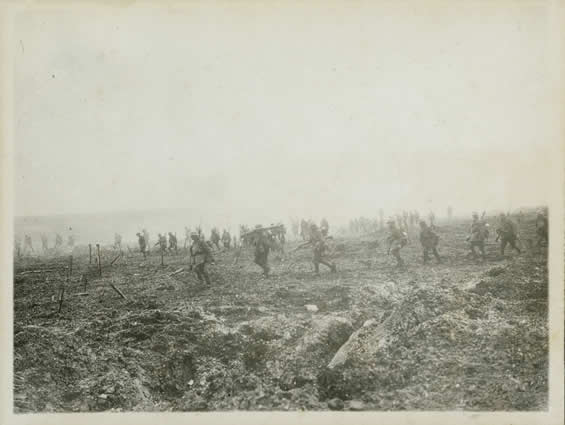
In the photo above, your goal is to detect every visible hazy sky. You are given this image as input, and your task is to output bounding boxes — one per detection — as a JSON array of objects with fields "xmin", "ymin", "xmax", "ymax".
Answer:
[{"xmin": 13, "ymin": 2, "xmax": 558, "ymax": 225}]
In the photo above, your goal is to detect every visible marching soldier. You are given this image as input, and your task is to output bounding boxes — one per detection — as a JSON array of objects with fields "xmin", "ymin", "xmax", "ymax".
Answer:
[
  {"xmin": 184, "ymin": 227, "xmax": 191, "ymax": 249},
  {"xmin": 536, "ymin": 211, "xmax": 548, "ymax": 247},
  {"xmin": 496, "ymin": 214, "xmax": 521, "ymax": 255},
  {"xmin": 252, "ymin": 226, "xmax": 273, "ymax": 277},
  {"xmin": 419, "ymin": 221, "xmax": 441, "ymax": 264},
  {"xmin": 155, "ymin": 233, "xmax": 167, "ymax": 253},
  {"xmin": 222, "ymin": 229, "xmax": 231, "ymax": 249},
  {"xmin": 168, "ymin": 232, "xmax": 178, "ymax": 253},
  {"xmin": 467, "ymin": 212, "xmax": 488, "ymax": 260},
  {"xmin": 386, "ymin": 220, "xmax": 408, "ymax": 267},
  {"xmin": 295, "ymin": 223, "xmax": 336, "ymax": 274},
  {"xmin": 210, "ymin": 228, "xmax": 221, "ymax": 250},
  {"xmin": 136, "ymin": 232, "xmax": 147, "ymax": 259},
  {"xmin": 143, "ymin": 229, "xmax": 150, "ymax": 253},
  {"xmin": 189, "ymin": 232, "xmax": 212, "ymax": 285}
]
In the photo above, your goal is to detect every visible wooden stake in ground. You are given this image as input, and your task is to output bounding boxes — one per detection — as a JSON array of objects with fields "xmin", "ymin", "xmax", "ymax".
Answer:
[
  {"xmin": 110, "ymin": 283, "xmax": 127, "ymax": 300},
  {"xmin": 89, "ymin": 244, "xmax": 92, "ymax": 264},
  {"xmin": 110, "ymin": 252, "xmax": 122, "ymax": 266},
  {"xmin": 96, "ymin": 244, "xmax": 102, "ymax": 277},
  {"xmin": 58, "ymin": 263, "xmax": 70, "ymax": 314},
  {"xmin": 161, "ymin": 249, "xmax": 164, "ymax": 267},
  {"xmin": 57, "ymin": 287, "xmax": 65, "ymax": 313},
  {"xmin": 69, "ymin": 255, "xmax": 73, "ymax": 276},
  {"xmin": 169, "ymin": 267, "xmax": 184, "ymax": 277}
]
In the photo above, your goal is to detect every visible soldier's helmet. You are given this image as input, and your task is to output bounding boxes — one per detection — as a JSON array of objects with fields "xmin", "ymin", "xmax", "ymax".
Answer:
[
  {"xmin": 190, "ymin": 231, "xmax": 199, "ymax": 239},
  {"xmin": 387, "ymin": 219, "xmax": 395, "ymax": 226},
  {"xmin": 255, "ymin": 224, "xmax": 263, "ymax": 229},
  {"xmin": 419, "ymin": 220, "xmax": 427, "ymax": 228},
  {"xmin": 472, "ymin": 212, "xmax": 479, "ymax": 219}
]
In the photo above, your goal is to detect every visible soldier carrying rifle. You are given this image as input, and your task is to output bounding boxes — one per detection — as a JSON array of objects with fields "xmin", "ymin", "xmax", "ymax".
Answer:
[
  {"xmin": 291, "ymin": 223, "xmax": 336, "ymax": 274},
  {"xmin": 495, "ymin": 213, "xmax": 521, "ymax": 256},
  {"xmin": 386, "ymin": 220, "xmax": 408, "ymax": 267},
  {"xmin": 536, "ymin": 210, "xmax": 548, "ymax": 247},
  {"xmin": 189, "ymin": 231, "xmax": 213, "ymax": 285},
  {"xmin": 241, "ymin": 224, "xmax": 284, "ymax": 277},
  {"xmin": 467, "ymin": 211, "xmax": 488, "ymax": 260}
]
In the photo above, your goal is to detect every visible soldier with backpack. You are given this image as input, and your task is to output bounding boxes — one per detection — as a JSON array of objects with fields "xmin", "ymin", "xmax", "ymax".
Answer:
[
  {"xmin": 419, "ymin": 221, "xmax": 441, "ymax": 264},
  {"xmin": 467, "ymin": 212, "xmax": 489, "ymax": 260},
  {"xmin": 387, "ymin": 220, "xmax": 408, "ymax": 267}
]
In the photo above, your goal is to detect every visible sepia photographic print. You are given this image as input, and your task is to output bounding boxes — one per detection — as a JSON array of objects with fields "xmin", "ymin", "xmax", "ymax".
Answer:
[{"xmin": 1, "ymin": 1, "xmax": 564, "ymax": 425}]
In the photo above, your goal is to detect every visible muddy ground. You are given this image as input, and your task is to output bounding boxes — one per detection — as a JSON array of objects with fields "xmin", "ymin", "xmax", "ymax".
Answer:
[{"xmin": 13, "ymin": 213, "xmax": 548, "ymax": 412}]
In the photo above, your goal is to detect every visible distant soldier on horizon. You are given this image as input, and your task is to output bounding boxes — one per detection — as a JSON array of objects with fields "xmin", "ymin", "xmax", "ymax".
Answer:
[
  {"xmin": 402, "ymin": 211, "xmax": 409, "ymax": 230},
  {"xmin": 467, "ymin": 212, "xmax": 488, "ymax": 260},
  {"xmin": 184, "ymin": 227, "xmax": 191, "ymax": 249},
  {"xmin": 409, "ymin": 211, "xmax": 416, "ymax": 228},
  {"xmin": 54, "ymin": 233, "xmax": 63, "ymax": 250},
  {"xmin": 300, "ymin": 219, "xmax": 309, "ymax": 241},
  {"xmin": 189, "ymin": 232, "xmax": 212, "ymax": 285},
  {"xmin": 143, "ymin": 229, "xmax": 150, "ymax": 253},
  {"xmin": 210, "ymin": 228, "xmax": 221, "ymax": 250},
  {"xmin": 114, "ymin": 233, "xmax": 122, "ymax": 251},
  {"xmin": 290, "ymin": 218, "xmax": 299, "ymax": 239},
  {"xmin": 419, "ymin": 221, "xmax": 441, "ymax": 264},
  {"xmin": 67, "ymin": 234, "xmax": 75, "ymax": 249},
  {"xmin": 155, "ymin": 233, "xmax": 167, "ymax": 254},
  {"xmin": 536, "ymin": 210, "xmax": 548, "ymax": 247},
  {"xmin": 496, "ymin": 213, "xmax": 521, "ymax": 256},
  {"xmin": 15, "ymin": 235, "xmax": 22, "ymax": 258},
  {"xmin": 222, "ymin": 229, "xmax": 231, "ymax": 249},
  {"xmin": 320, "ymin": 218, "xmax": 329, "ymax": 237},
  {"xmin": 428, "ymin": 211, "xmax": 436, "ymax": 228},
  {"xmin": 23, "ymin": 234, "xmax": 34, "ymax": 255},
  {"xmin": 41, "ymin": 233, "xmax": 48, "ymax": 253},
  {"xmin": 136, "ymin": 232, "xmax": 147, "ymax": 259},
  {"xmin": 395, "ymin": 213, "xmax": 403, "ymax": 231},
  {"xmin": 386, "ymin": 220, "xmax": 408, "ymax": 267}
]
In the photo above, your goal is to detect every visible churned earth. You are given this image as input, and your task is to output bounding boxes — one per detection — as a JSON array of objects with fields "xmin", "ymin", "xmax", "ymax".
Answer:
[{"xmin": 13, "ymin": 213, "xmax": 547, "ymax": 412}]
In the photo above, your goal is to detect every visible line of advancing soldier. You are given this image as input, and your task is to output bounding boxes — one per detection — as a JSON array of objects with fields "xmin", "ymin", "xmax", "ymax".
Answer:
[
  {"xmin": 15, "ymin": 232, "xmax": 72, "ymax": 257},
  {"xmin": 386, "ymin": 210, "xmax": 544, "ymax": 268}
]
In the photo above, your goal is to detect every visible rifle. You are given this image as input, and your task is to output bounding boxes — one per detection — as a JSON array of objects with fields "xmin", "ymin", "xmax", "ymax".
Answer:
[
  {"xmin": 290, "ymin": 240, "xmax": 312, "ymax": 253},
  {"xmin": 240, "ymin": 224, "xmax": 285, "ymax": 240}
]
